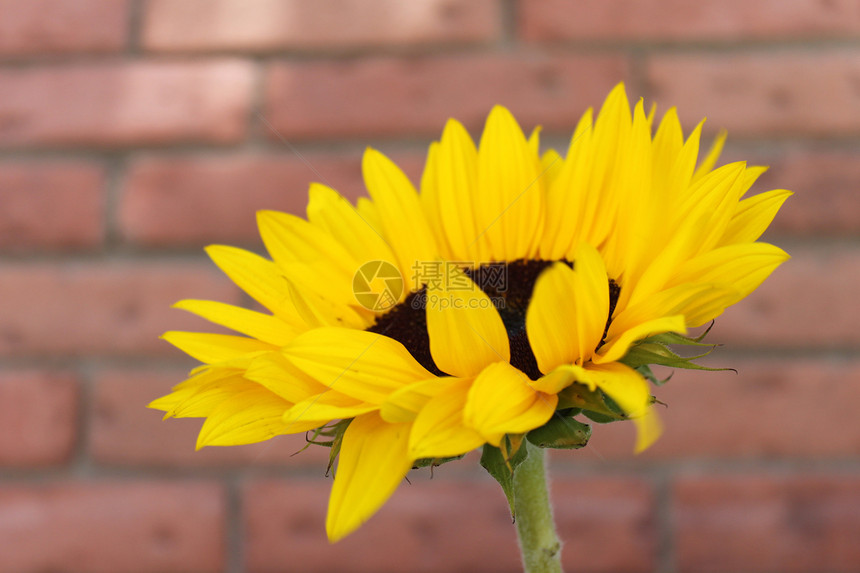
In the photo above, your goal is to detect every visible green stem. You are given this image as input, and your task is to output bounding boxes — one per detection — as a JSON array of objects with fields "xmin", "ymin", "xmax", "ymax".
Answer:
[{"xmin": 512, "ymin": 441, "xmax": 564, "ymax": 573}]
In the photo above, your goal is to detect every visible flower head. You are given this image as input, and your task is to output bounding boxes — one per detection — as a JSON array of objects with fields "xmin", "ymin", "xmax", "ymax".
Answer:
[{"xmin": 150, "ymin": 83, "xmax": 790, "ymax": 541}]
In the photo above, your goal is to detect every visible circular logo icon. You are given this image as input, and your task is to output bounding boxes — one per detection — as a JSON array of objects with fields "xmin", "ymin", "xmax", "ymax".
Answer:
[{"xmin": 353, "ymin": 260, "xmax": 404, "ymax": 311}]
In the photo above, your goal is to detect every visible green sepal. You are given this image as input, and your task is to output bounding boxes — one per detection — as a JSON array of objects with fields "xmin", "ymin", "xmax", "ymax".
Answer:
[
  {"xmin": 636, "ymin": 364, "xmax": 676, "ymax": 386},
  {"xmin": 557, "ymin": 383, "xmax": 625, "ymax": 422},
  {"xmin": 555, "ymin": 381, "xmax": 667, "ymax": 425},
  {"xmin": 642, "ymin": 321, "xmax": 715, "ymax": 347},
  {"xmin": 299, "ymin": 419, "xmax": 351, "ymax": 476},
  {"xmin": 498, "ymin": 433, "xmax": 526, "ymax": 471},
  {"xmin": 582, "ymin": 410, "xmax": 619, "ymax": 424},
  {"xmin": 412, "ymin": 454, "xmax": 465, "ymax": 470},
  {"xmin": 480, "ymin": 436, "xmax": 529, "ymax": 518},
  {"xmin": 637, "ymin": 364, "xmax": 658, "ymax": 384},
  {"xmin": 621, "ymin": 342, "xmax": 735, "ymax": 375},
  {"xmin": 526, "ymin": 412, "xmax": 591, "ymax": 449}
]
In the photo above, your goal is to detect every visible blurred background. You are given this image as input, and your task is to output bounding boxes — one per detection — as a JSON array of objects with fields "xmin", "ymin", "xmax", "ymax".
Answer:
[{"xmin": 1, "ymin": 1, "xmax": 859, "ymax": 572}]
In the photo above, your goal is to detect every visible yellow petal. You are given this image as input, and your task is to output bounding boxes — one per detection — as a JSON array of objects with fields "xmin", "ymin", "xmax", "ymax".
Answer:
[
  {"xmin": 529, "ymin": 368, "xmax": 577, "ymax": 395},
  {"xmin": 528, "ymin": 125, "xmax": 542, "ymax": 156},
  {"xmin": 540, "ymin": 108, "xmax": 593, "ymax": 260},
  {"xmin": 162, "ymin": 331, "xmax": 276, "ymax": 364},
  {"xmin": 680, "ymin": 161, "xmax": 749, "ymax": 257},
  {"xmin": 421, "ymin": 119, "xmax": 484, "ymax": 261},
  {"xmin": 362, "ymin": 148, "xmax": 437, "ymax": 291},
  {"xmin": 419, "ymin": 142, "xmax": 454, "ymax": 260},
  {"xmin": 626, "ymin": 118, "xmax": 702, "ymax": 284},
  {"xmin": 283, "ymin": 392, "xmax": 377, "ymax": 429},
  {"xmin": 719, "ymin": 189, "xmax": 793, "ymax": 246},
  {"xmin": 326, "ymin": 412, "xmax": 412, "ymax": 542},
  {"xmin": 526, "ymin": 243, "xmax": 608, "ymax": 373},
  {"xmin": 463, "ymin": 361, "xmax": 557, "ymax": 447},
  {"xmin": 738, "ymin": 165, "xmax": 769, "ymax": 199},
  {"xmin": 168, "ymin": 379, "xmax": 255, "ymax": 419},
  {"xmin": 380, "ymin": 376, "xmax": 455, "ymax": 424},
  {"xmin": 148, "ymin": 388, "xmax": 192, "ymax": 416},
  {"xmin": 150, "ymin": 368, "xmax": 246, "ymax": 419},
  {"xmin": 244, "ymin": 352, "xmax": 329, "ymax": 403},
  {"xmin": 539, "ymin": 148, "xmax": 563, "ymax": 187},
  {"xmin": 196, "ymin": 386, "xmax": 296, "ymax": 448},
  {"xmin": 626, "ymin": 112, "xmax": 699, "ymax": 285},
  {"xmin": 173, "ymin": 299, "xmax": 297, "ymax": 346},
  {"xmin": 283, "ymin": 327, "xmax": 433, "ymax": 404},
  {"xmin": 610, "ymin": 283, "xmax": 738, "ymax": 335},
  {"xmin": 667, "ymin": 242, "xmax": 790, "ymax": 301},
  {"xmin": 624, "ymin": 162, "xmax": 747, "ymax": 308},
  {"xmin": 257, "ymin": 209, "xmax": 356, "ymax": 274},
  {"xmin": 474, "ymin": 105, "xmax": 544, "ymax": 261},
  {"xmin": 645, "ymin": 101, "xmax": 656, "ymax": 125},
  {"xmin": 355, "ymin": 197, "xmax": 382, "ymax": 236},
  {"xmin": 284, "ymin": 277, "xmax": 370, "ymax": 330},
  {"xmin": 306, "ymin": 183, "xmax": 398, "ymax": 268},
  {"xmin": 257, "ymin": 210, "xmax": 357, "ymax": 308},
  {"xmin": 425, "ymin": 266, "xmax": 509, "ymax": 377},
  {"xmin": 595, "ymin": 315, "xmax": 687, "ymax": 364},
  {"xmin": 692, "ymin": 129, "xmax": 727, "ymax": 183},
  {"xmin": 663, "ymin": 120, "xmax": 704, "ymax": 206},
  {"xmin": 651, "ymin": 108, "xmax": 684, "ymax": 193},
  {"xmin": 579, "ymin": 83, "xmax": 631, "ymax": 250},
  {"xmin": 205, "ymin": 245, "xmax": 296, "ymax": 322},
  {"xmin": 601, "ymin": 99, "xmax": 653, "ymax": 282},
  {"xmin": 581, "ymin": 362, "xmax": 662, "ymax": 453},
  {"xmin": 408, "ymin": 377, "xmax": 485, "ymax": 459}
]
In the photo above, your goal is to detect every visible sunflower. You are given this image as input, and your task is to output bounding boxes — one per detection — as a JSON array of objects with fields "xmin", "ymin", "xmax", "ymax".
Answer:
[{"xmin": 150, "ymin": 83, "xmax": 790, "ymax": 542}]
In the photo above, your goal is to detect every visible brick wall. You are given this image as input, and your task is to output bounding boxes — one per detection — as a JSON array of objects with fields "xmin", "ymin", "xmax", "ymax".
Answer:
[{"xmin": 1, "ymin": 1, "xmax": 858, "ymax": 572}]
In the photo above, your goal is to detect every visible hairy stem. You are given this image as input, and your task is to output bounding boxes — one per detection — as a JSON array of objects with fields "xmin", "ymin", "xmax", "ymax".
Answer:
[{"xmin": 513, "ymin": 441, "xmax": 563, "ymax": 573}]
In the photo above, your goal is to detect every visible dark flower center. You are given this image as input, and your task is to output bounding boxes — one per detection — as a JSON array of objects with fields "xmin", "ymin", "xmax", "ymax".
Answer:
[{"xmin": 367, "ymin": 259, "xmax": 620, "ymax": 380}]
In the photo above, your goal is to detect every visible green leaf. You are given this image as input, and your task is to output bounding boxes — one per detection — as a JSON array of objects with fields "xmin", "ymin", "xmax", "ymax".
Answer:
[
  {"xmin": 480, "ymin": 436, "xmax": 529, "ymax": 518},
  {"xmin": 526, "ymin": 413, "xmax": 591, "ymax": 449}
]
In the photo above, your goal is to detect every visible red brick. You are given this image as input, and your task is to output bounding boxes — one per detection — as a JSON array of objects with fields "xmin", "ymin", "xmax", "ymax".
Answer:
[
  {"xmin": 120, "ymin": 152, "xmax": 424, "ymax": 246},
  {"xmin": 0, "ymin": 161, "xmax": 104, "ymax": 250},
  {"xmin": 0, "ymin": 481, "xmax": 225, "ymax": 573},
  {"xmin": 521, "ymin": 0, "xmax": 860, "ymax": 42},
  {"xmin": 0, "ymin": 371, "xmax": 78, "ymax": 466},
  {"xmin": 0, "ymin": 0, "xmax": 128, "ymax": 56},
  {"xmin": 263, "ymin": 54, "xmax": 629, "ymax": 139},
  {"xmin": 581, "ymin": 358, "xmax": 860, "ymax": 460},
  {"xmin": 675, "ymin": 474, "xmax": 860, "ymax": 572},
  {"xmin": 244, "ymin": 474, "xmax": 654, "ymax": 572},
  {"xmin": 708, "ymin": 245, "xmax": 860, "ymax": 348},
  {"xmin": 0, "ymin": 61, "xmax": 253, "ymax": 148},
  {"xmin": 0, "ymin": 262, "xmax": 241, "ymax": 357},
  {"xmin": 144, "ymin": 0, "xmax": 500, "ymax": 52},
  {"xmin": 91, "ymin": 368, "xmax": 330, "ymax": 468},
  {"xmin": 553, "ymin": 476, "xmax": 656, "ymax": 572},
  {"xmin": 728, "ymin": 147, "xmax": 860, "ymax": 237},
  {"xmin": 647, "ymin": 50, "xmax": 860, "ymax": 136}
]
